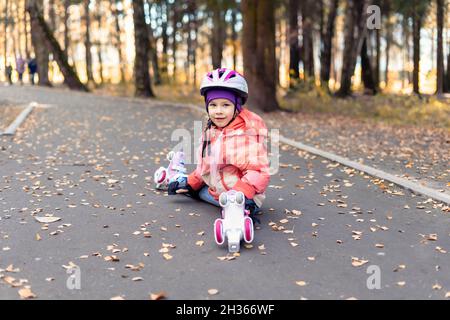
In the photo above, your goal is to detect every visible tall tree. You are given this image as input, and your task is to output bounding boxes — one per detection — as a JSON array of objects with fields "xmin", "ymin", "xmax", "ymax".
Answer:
[
  {"xmin": 288, "ymin": 0, "xmax": 300, "ymax": 86},
  {"xmin": 132, "ymin": 0, "xmax": 154, "ymax": 97},
  {"xmin": 242, "ymin": 0, "xmax": 280, "ymax": 111},
  {"xmin": 320, "ymin": 0, "xmax": 339, "ymax": 90},
  {"xmin": 436, "ymin": 0, "xmax": 444, "ymax": 94},
  {"xmin": 300, "ymin": 0, "xmax": 315, "ymax": 81},
  {"xmin": 95, "ymin": 0, "xmax": 104, "ymax": 84},
  {"xmin": 3, "ymin": 0, "xmax": 8, "ymax": 69},
  {"xmin": 110, "ymin": 0, "xmax": 126, "ymax": 83},
  {"xmin": 209, "ymin": 0, "xmax": 227, "ymax": 69},
  {"xmin": 383, "ymin": 0, "xmax": 392, "ymax": 88},
  {"xmin": 26, "ymin": 0, "xmax": 87, "ymax": 91},
  {"xmin": 145, "ymin": 0, "xmax": 161, "ymax": 85},
  {"xmin": 84, "ymin": 0, "xmax": 94, "ymax": 84},
  {"xmin": 360, "ymin": 37, "xmax": 377, "ymax": 94},
  {"xmin": 336, "ymin": 0, "xmax": 369, "ymax": 97},
  {"xmin": 27, "ymin": 0, "xmax": 51, "ymax": 86},
  {"xmin": 63, "ymin": 0, "xmax": 70, "ymax": 55}
]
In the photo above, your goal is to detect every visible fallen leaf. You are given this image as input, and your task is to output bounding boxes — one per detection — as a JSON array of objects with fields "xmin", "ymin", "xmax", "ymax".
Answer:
[
  {"xmin": 195, "ymin": 240, "xmax": 204, "ymax": 246},
  {"xmin": 163, "ymin": 253, "xmax": 173, "ymax": 260},
  {"xmin": 296, "ymin": 281, "xmax": 307, "ymax": 287},
  {"xmin": 131, "ymin": 277, "xmax": 143, "ymax": 281},
  {"xmin": 150, "ymin": 292, "xmax": 167, "ymax": 300},
  {"xmin": 34, "ymin": 216, "xmax": 61, "ymax": 223},
  {"xmin": 18, "ymin": 288, "xmax": 36, "ymax": 299},
  {"xmin": 351, "ymin": 257, "xmax": 369, "ymax": 267},
  {"xmin": 208, "ymin": 289, "xmax": 219, "ymax": 295}
]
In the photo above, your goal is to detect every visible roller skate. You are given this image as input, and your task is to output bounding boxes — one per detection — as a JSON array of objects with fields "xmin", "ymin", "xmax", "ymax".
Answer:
[
  {"xmin": 214, "ymin": 190, "xmax": 254, "ymax": 253},
  {"xmin": 154, "ymin": 150, "xmax": 187, "ymax": 190}
]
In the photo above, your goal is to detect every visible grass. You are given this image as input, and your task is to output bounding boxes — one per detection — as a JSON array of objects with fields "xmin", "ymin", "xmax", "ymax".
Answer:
[{"xmin": 279, "ymin": 86, "xmax": 450, "ymax": 129}]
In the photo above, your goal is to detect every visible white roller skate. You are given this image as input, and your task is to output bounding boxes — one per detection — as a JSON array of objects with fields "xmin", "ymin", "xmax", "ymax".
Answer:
[
  {"xmin": 154, "ymin": 150, "xmax": 187, "ymax": 190},
  {"xmin": 214, "ymin": 190, "xmax": 254, "ymax": 253}
]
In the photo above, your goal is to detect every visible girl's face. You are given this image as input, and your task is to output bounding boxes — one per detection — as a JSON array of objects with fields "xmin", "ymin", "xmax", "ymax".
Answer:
[{"xmin": 207, "ymin": 98, "xmax": 236, "ymax": 128}]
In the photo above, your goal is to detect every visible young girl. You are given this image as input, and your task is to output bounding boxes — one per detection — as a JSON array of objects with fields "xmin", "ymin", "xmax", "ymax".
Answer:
[{"xmin": 168, "ymin": 68, "xmax": 270, "ymax": 220}]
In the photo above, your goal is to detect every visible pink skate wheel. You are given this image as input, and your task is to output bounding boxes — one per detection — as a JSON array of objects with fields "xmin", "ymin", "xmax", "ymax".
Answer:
[
  {"xmin": 244, "ymin": 217, "xmax": 254, "ymax": 243},
  {"xmin": 214, "ymin": 219, "xmax": 224, "ymax": 245}
]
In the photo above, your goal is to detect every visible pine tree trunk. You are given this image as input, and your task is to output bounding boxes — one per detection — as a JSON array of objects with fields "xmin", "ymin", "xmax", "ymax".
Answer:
[
  {"xmin": 361, "ymin": 37, "xmax": 377, "ymax": 94},
  {"xmin": 64, "ymin": 0, "xmax": 70, "ymax": 55},
  {"xmin": 95, "ymin": 3, "xmax": 104, "ymax": 84},
  {"xmin": 231, "ymin": 8, "xmax": 238, "ymax": 70},
  {"xmin": 160, "ymin": 0, "xmax": 169, "ymax": 82},
  {"xmin": 26, "ymin": 0, "xmax": 87, "ymax": 91},
  {"xmin": 3, "ymin": 0, "xmax": 8, "ymax": 69},
  {"xmin": 211, "ymin": 5, "xmax": 225, "ymax": 69},
  {"xmin": 412, "ymin": 0, "xmax": 422, "ymax": 95},
  {"xmin": 242, "ymin": 0, "xmax": 280, "ymax": 111},
  {"xmin": 84, "ymin": 0, "xmax": 94, "ymax": 84},
  {"xmin": 288, "ymin": 0, "xmax": 300, "ymax": 86},
  {"xmin": 28, "ymin": 0, "xmax": 51, "ymax": 86},
  {"xmin": 171, "ymin": 4, "xmax": 179, "ymax": 81},
  {"xmin": 436, "ymin": 0, "xmax": 444, "ymax": 95},
  {"xmin": 320, "ymin": 0, "xmax": 339, "ymax": 90},
  {"xmin": 336, "ymin": 0, "xmax": 368, "ymax": 97},
  {"xmin": 384, "ymin": 0, "xmax": 391, "ymax": 88},
  {"xmin": 301, "ymin": 0, "xmax": 315, "ymax": 81},
  {"xmin": 132, "ymin": 0, "xmax": 154, "ymax": 97},
  {"xmin": 110, "ymin": 0, "xmax": 126, "ymax": 83}
]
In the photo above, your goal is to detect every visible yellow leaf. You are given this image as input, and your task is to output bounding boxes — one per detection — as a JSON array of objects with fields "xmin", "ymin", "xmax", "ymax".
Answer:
[
  {"xmin": 296, "ymin": 281, "xmax": 307, "ymax": 287},
  {"xmin": 18, "ymin": 288, "xmax": 36, "ymax": 299}
]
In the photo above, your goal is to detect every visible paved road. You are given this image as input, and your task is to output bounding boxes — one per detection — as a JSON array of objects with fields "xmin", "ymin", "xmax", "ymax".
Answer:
[{"xmin": 0, "ymin": 85, "xmax": 449, "ymax": 299}]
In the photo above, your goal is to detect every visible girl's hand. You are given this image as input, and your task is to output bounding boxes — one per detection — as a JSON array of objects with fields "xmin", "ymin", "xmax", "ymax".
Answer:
[{"xmin": 176, "ymin": 188, "xmax": 189, "ymax": 193}]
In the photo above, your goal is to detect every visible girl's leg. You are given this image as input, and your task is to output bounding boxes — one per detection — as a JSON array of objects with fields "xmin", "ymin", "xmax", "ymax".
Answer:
[{"xmin": 198, "ymin": 186, "xmax": 220, "ymax": 207}]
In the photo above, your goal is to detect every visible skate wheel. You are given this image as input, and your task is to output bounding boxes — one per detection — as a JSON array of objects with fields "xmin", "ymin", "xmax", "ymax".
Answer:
[
  {"xmin": 244, "ymin": 217, "xmax": 254, "ymax": 243},
  {"xmin": 154, "ymin": 168, "xmax": 167, "ymax": 184},
  {"xmin": 214, "ymin": 219, "xmax": 225, "ymax": 245}
]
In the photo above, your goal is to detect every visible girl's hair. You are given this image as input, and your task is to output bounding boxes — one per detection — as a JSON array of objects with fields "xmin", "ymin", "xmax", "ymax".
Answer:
[{"xmin": 201, "ymin": 118, "xmax": 212, "ymax": 158}]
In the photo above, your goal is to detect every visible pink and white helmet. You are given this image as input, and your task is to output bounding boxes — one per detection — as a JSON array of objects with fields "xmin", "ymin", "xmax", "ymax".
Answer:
[{"xmin": 200, "ymin": 68, "xmax": 249, "ymax": 104}]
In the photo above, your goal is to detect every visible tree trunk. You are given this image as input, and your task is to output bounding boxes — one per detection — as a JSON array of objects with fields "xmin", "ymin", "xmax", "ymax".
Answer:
[
  {"xmin": 26, "ymin": 0, "xmax": 87, "ymax": 91},
  {"xmin": 336, "ymin": 0, "xmax": 368, "ymax": 97},
  {"xmin": 24, "ymin": 1, "xmax": 30, "ymax": 59},
  {"xmin": 3, "ymin": 0, "xmax": 8, "ymax": 69},
  {"xmin": 64, "ymin": 0, "xmax": 70, "ymax": 55},
  {"xmin": 361, "ymin": 37, "xmax": 377, "ymax": 94},
  {"xmin": 288, "ymin": 0, "xmax": 300, "ymax": 86},
  {"xmin": 160, "ymin": 0, "xmax": 169, "ymax": 82},
  {"xmin": 110, "ymin": 0, "xmax": 126, "ymax": 83},
  {"xmin": 231, "ymin": 8, "xmax": 238, "ymax": 70},
  {"xmin": 412, "ymin": 2, "xmax": 422, "ymax": 95},
  {"xmin": 211, "ymin": 4, "xmax": 225, "ymax": 69},
  {"xmin": 242, "ymin": 0, "xmax": 280, "ymax": 111},
  {"xmin": 320, "ymin": 0, "xmax": 339, "ymax": 90},
  {"xmin": 384, "ymin": 0, "xmax": 391, "ymax": 88},
  {"xmin": 374, "ymin": 26, "xmax": 381, "ymax": 90},
  {"xmin": 28, "ymin": 0, "xmax": 51, "ymax": 86},
  {"xmin": 436, "ymin": 0, "xmax": 444, "ymax": 95},
  {"xmin": 84, "ymin": 0, "xmax": 94, "ymax": 84},
  {"xmin": 445, "ymin": 52, "xmax": 450, "ymax": 92},
  {"xmin": 95, "ymin": 2, "xmax": 104, "ymax": 84},
  {"xmin": 132, "ymin": 0, "xmax": 154, "ymax": 97},
  {"xmin": 300, "ymin": 0, "xmax": 315, "ymax": 80},
  {"xmin": 171, "ymin": 4, "xmax": 180, "ymax": 81},
  {"xmin": 144, "ymin": 0, "xmax": 161, "ymax": 85}
]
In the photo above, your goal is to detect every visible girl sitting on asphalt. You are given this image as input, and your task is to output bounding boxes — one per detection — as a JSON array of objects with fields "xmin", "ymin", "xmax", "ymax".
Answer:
[{"xmin": 168, "ymin": 68, "xmax": 270, "ymax": 221}]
